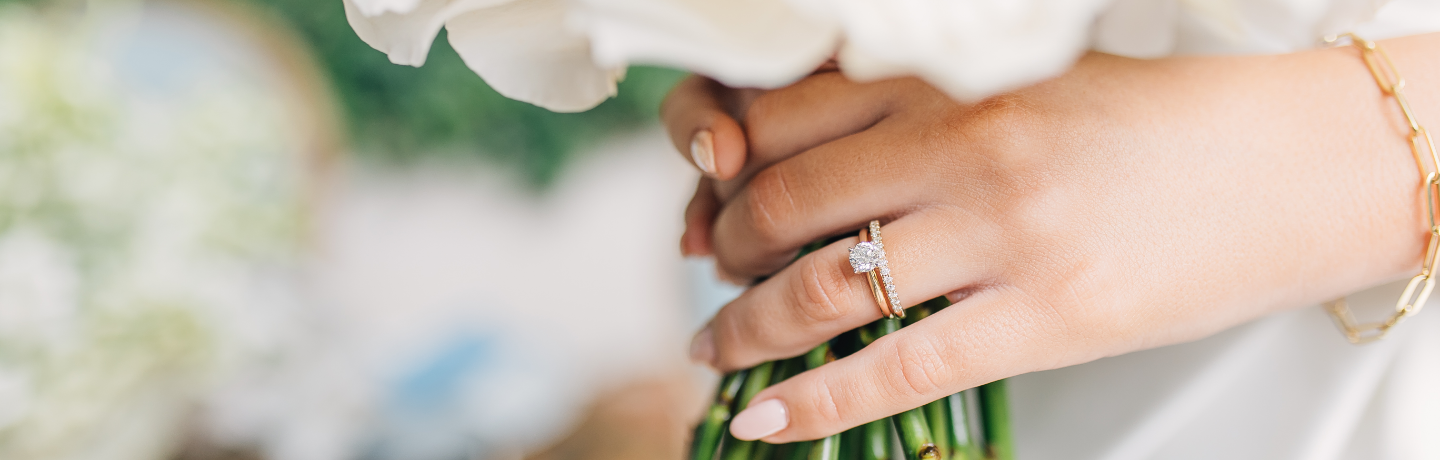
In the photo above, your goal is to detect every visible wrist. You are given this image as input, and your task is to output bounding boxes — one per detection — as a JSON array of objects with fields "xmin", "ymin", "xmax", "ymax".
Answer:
[
  {"xmin": 1274, "ymin": 34, "xmax": 1440, "ymax": 304},
  {"xmin": 1058, "ymin": 42, "xmax": 1433, "ymax": 311}
]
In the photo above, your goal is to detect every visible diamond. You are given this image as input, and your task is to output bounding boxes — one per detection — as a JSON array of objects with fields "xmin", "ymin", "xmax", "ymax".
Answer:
[
  {"xmin": 849, "ymin": 242, "xmax": 885, "ymax": 273},
  {"xmin": 880, "ymin": 267, "xmax": 891, "ymax": 276}
]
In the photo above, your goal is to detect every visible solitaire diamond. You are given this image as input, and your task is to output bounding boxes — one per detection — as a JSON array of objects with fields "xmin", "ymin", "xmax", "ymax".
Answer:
[{"xmin": 849, "ymin": 242, "xmax": 885, "ymax": 273}]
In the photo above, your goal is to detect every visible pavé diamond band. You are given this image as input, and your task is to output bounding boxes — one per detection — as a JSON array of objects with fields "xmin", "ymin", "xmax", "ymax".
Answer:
[{"xmin": 849, "ymin": 220, "xmax": 904, "ymax": 319}]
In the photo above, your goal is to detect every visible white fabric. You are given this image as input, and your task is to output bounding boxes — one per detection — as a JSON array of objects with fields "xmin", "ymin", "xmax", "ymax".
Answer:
[{"xmin": 1010, "ymin": 280, "xmax": 1440, "ymax": 459}]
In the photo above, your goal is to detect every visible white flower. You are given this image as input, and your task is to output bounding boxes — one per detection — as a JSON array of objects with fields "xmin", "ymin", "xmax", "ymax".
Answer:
[
  {"xmin": 343, "ymin": 0, "xmax": 625, "ymax": 112},
  {"xmin": 346, "ymin": 0, "xmax": 1417, "ymax": 112},
  {"xmin": 575, "ymin": 0, "xmax": 838, "ymax": 89},
  {"xmin": 343, "ymin": 0, "xmax": 1110, "ymax": 110},
  {"xmin": 806, "ymin": 0, "xmax": 1113, "ymax": 100}
]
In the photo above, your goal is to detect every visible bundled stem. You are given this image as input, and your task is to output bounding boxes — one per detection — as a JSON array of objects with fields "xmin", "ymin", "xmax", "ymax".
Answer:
[
  {"xmin": 720, "ymin": 361, "xmax": 778, "ymax": 460},
  {"xmin": 693, "ymin": 370, "xmax": 751, "ymax": 460},
  {"xmin": 922, "ymin": 398, "xmax": 952, "ymax": 458},
  {"xmin": 946, "ymin": 391, "xmax": 983, "ymax": 460},
  {"xmin": 861, "ymin": 419, "xmax": 894, "ymax": 460},
  {"xmin": 786, "ymin": 442, "xmax": 813, "ymax": 460},
  {"xmin": 979, "ymin": 381, "xmax": 1013, "ymax": 460},
  {"xmin": 689, "ymin": 233, "xmax": 1015, "ymax": 460},
  {"xmin": 809, "ymin": 436, "xmax": 841, "ymax": 460}
]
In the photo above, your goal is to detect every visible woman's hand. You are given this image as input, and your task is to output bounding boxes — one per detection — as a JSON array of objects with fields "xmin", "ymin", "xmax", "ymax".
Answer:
[{"xmin": 665, "ymin": 35, "xmax": 1440, "ymax": 442}]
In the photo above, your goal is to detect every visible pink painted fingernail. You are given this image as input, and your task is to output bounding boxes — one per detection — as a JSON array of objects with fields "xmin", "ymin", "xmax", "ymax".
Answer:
[
  {"xmin": 691, "ymin": 129, "xmax": 716, "ymax": 175},
  {"xmin": 731, "ymin": 399, "xmax": 788, "ymax": 440},
  {"xmin": 689, "ymin": 326, "xmax": 715, "ymax": 365}
]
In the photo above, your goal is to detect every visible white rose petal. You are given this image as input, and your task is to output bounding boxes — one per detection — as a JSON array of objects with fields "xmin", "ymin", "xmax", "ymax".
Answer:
[
  {"xmin": 575, "ymin": 0, "xmax": 838, "ymax": 89},
  {"xmin": 343, "ymin": 0, "xmax": 513, "ymax": 67},
  {"xmin": 802, "ymin": 0, "xmax": 1113, "ymax": 101},
  {"xmin": 446, "ymin": 0, "xmax": 624, "ymax": 112},
  {"xmin": 350, "ymin": 0, "xmax": 426, "ymax": 17}
]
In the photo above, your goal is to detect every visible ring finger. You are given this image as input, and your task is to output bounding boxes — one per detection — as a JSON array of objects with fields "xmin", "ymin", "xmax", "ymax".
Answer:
[{"xmin": 692, "ymin": 209, "xmax": 1002, "ymax": 371}]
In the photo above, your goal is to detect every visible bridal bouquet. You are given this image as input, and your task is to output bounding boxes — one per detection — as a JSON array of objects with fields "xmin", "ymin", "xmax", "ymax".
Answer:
[
  {"xmin": 339, "ymin": 0, "xmax": 1092, "ymax": 458},
  {"xmin": 688, "ymin": 239, "xmax": 1012, "ymax": 460}
]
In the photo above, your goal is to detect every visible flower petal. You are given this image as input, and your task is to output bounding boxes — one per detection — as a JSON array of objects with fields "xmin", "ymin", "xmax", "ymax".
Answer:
[
  {"xmin": 574, "ymin": 0, "xmax": 838, "ymax": 89},
  {"xmin": 794, "ymin": 0, "xmax": 1111, "ymax": 101},
  {"xmin": 349, "ymin": 0, "xmax": 425, "ymax": 17},
  {"xmin": 445, "ymin": 0, "xmax": 624, "ymax": 112},
  {"xmin": 343, "ymin": 0, "xmax": 511, "ymax": 67}
]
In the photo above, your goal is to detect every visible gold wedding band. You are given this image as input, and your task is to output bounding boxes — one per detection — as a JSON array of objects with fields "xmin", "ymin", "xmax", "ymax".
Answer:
[{"xmin": 850, "ymin": 220, "xmax": 904, "ymax": 319}]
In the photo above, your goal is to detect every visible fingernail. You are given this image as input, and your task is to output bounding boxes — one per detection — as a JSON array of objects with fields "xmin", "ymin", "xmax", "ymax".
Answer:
[
  {"xmin": 731, "ymin": 399, "xmax": 788, "ymax": 440},
  {"xmin": 691, "ymin": 129, "xmax": 716, "ymax": 175},
  {"xmin": 680, "ymin": 229, "xmax": 696, "ymax": 256},
  {"xmin": 689, "ymin": 326, "xmax": 715, "ymax": 365}
]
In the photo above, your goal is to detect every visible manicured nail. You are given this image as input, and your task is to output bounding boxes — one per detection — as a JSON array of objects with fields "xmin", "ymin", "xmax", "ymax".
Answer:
[
  {"xmin": 691, "ymin": 129, "xmax": 716, "ymax": 175},
  {"xmin": 689, "ymin": 326, "xmax": 715, "ymax": 365},
  {"xmin": 731, "ymin": 399, "xmax": 788, "ymax": 440}
]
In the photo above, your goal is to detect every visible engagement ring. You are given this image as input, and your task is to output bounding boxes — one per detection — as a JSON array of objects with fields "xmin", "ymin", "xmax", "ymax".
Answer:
[{"xmin": 850, "ymin": 220, "xmax": 903, "ymax": 319}]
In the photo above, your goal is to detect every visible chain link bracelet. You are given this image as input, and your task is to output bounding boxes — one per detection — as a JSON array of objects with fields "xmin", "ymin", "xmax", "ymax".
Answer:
[{"xmin": 1320, "ymin": 33, "xmax": 1438, "ymax": 344}]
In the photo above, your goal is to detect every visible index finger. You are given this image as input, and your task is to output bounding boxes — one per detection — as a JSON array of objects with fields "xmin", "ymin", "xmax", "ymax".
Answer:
[
  {"xmin": 660, "ymin": 75, "xmax": 751, "ymax": 180},
  {"xmin": 728, "ymin": 288, "xmax": 1077, "ymax": 443}
]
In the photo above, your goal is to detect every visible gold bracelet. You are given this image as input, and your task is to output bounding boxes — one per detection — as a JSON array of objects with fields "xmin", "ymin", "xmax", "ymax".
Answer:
[{"xmin": 1322, "ymin": 33, "xmax": 1439, "ymax": 344}]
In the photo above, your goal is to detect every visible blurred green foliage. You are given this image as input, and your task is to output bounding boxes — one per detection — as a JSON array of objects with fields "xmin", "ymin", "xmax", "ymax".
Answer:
[
  {"xmin": 242, "ymin": 0, "xmax": 685, "ymax": 188},
  {"xmin": 0, "ymin": 0, "xmax": 686, "ymax": 188}
]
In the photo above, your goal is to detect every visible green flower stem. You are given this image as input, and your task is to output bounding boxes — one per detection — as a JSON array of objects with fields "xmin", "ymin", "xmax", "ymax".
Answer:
[
  {"xmin": 842, "ymin": 426, "xmax": 864, "ymax": 460},
  {"xmin": 895, "ymin": 407, "xmax": 938, "ymax": 460},
  {"xmin": 693, "ymin": 371, "xmax": 750, "ymax": 460},
  {"xmin": 861, "ymin": 418, "xmax": 895, "ymax": 460},
  {"xmin": 753, "ymin": 441, "xmax": 775, "ymax": 460},
  {"xmin": 922, "ymin": 399, "xmax": 952, "ymax": 458},
  {"xmin": 979, "ymin": 381, "xmax": 1013, "ymax": 460},
  {"xmin": 805, "ymin": 341, "xmax": 835, "ymax": 370},
  {"xmin": 809, "ymin": 435, "xmax": 842, "ymax": 460},
  {"xmin": 767, "ymin": 442, "xmax": 796, "ymax": 460},
  {"xmin": 946, "ymin": 391, "xmax": 983, "ymax": 460},
  {"xmin": 787, "ymin": 442, "xmax": 814, "ymax": 460},
  {"xmin": 721, "ymin": 361, "xmax": 778, "ymax": 460}
]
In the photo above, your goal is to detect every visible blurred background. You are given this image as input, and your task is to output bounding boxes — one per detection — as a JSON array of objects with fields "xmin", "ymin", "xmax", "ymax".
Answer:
[{"xmin": 0, "ymin": 0, "xmax": 734, "ymax": 459}]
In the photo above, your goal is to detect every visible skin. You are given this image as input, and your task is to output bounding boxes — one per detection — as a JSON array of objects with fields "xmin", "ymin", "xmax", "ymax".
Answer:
[{"xmin": 663, "ymin": 33, "xmax": 1440, "ymax": 443}]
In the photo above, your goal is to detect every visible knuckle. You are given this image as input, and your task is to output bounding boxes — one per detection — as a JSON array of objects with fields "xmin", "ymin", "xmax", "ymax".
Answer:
[
  {"xmin": 790, "ymin": 255, "xmax": 857, "ymax": 324},
  {"xmin": 742, "ymin": 168, "xmax": 797, "ymax": 245},
  {"xmin": 941, "ymin": 94, "xmax": 1046, "ymax": 170},
  {"xmin": 709, "ymin": 310, "xmax": 765, "ymax": 371},
  {"xmin": 808, "ymin": 373, "xmax": 849, "ymax": 428},
  {"xmin": 888, "ymin": 338, "xmax": 950, "ymax": 399}
]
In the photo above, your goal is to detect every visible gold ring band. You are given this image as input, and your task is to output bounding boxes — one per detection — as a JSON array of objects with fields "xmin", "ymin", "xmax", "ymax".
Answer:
[
  {"xmin": 851, "ymin": 221, "xmax": 904, "ymax": 319},
  {"xmin": 859, "ymin": 228, "xmax": 893, "ymax": 318}
]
